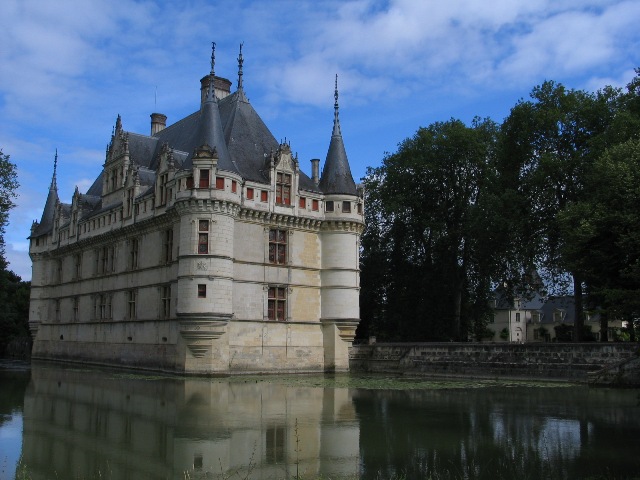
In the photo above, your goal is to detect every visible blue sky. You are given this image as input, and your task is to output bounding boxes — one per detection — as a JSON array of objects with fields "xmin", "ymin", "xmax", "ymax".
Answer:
[{"xmin": 1, "ymin": 0, "xmax": 638, "ymax": 281}]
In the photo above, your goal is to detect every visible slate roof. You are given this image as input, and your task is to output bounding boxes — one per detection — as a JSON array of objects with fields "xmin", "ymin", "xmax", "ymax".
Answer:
[
  {"xmin": 34, "ymin": 53, "xmax": 358, "ymax": 238},
  {"xmin": 494, "ymin": 289, "xmax": 545, "ymax": 311}
]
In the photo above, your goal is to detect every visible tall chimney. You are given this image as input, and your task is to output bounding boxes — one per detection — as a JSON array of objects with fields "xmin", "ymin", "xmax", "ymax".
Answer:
[
  {"xmin": 311, "ymin": 159, "xmax": 320, "ymax": 185},
  {"xmin": 150, "ymin": 113, "xmax": 167, "ymax": 135},
  {"xmin": 200, "ymin": 75, "xmax": 232, "ymax": 105}
]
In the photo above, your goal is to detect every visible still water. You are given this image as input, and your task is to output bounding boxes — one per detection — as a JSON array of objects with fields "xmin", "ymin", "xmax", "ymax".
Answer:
[{"xmin": 1, "ymin": 361, "xmax": 640, "ymax": 480}]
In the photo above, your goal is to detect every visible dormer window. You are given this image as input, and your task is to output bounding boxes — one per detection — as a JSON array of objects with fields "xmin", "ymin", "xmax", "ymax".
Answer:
[
  {"xmin": 199, "ymin": 169, "xmax": 210, "ymax": 188},
  {"xmin": 159, "ymin": 173, "xmax": 169, "ymax": 206},
  {"xmin": 126, "ymin": 188, "xmax": 134, "ymax": 217},
  {"xmin": 276, "ymin": 173, "xmax": 291, "ymax": 205}
]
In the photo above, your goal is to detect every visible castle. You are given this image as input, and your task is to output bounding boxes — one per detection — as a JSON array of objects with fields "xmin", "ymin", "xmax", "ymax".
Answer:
[{"xmin": 28, "ymin": 45, "xmax": 364, "ymax": 374}]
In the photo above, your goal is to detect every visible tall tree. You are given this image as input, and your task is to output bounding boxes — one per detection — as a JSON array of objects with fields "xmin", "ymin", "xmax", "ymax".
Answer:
[
  {"xmin": 500, "ymin": 82, "xmax": 617, "ymax": 341},
  {"xmin": 0, "ymin": 148, "xmax": 29, "ymax": 357},
  {"xmin": 359, "ymin": 118, "xmax": 507, "ymax": 341},
  {"xmin": 0, "ymin": 149, "xmax": 19, "ymax": 268},
  {"xmin": 559, "ymin": 139, "xmax": 640, "ymax": 341}
]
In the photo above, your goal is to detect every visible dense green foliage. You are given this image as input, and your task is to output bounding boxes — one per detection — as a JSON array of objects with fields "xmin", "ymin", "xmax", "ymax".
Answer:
[
  {"xmin": 0, "ymin": 149, "xmax": 19, "ymax": 264},
  {"xmin": 0, "ymin": 148, "xmax": 30, "ymax": 357},
  {"xmin": 359, "ymin": 70, "xmax": 640, "ymax": 342}
]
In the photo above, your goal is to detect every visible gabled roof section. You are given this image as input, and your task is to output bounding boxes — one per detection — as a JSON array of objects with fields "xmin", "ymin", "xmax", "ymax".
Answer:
[
  {"xmin": 319, "ymin": 75, "xmax": 357, "ymax": 196},
  {"xmin": 126, "ymin": 133, "xmax": 160, "ymax": 169}
]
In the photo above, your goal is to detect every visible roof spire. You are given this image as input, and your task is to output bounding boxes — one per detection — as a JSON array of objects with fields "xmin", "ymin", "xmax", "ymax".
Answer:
[
  {"xmin": 210, "ymin": 41, "xmax": 216, "ymax": 76},
  {"xmin": 333, "ymin": 74, "xmax": 341, "ymax": 136},
  {"xmin": 51, "ymin": 149, "xmax": 58, "ymax": 190},
  {"xmin": 319, "ymin": 74, "xmax": 356, "ymax": 196},
  {"xmin": 237, "ymin": 42, "xmax": 244, "ymax": 91}
]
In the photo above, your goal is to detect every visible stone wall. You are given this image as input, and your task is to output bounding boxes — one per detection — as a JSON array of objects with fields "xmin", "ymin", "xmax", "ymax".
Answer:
[{"xmin": 350, "ymin": 342, "xmax": 640, "ymax": 381}]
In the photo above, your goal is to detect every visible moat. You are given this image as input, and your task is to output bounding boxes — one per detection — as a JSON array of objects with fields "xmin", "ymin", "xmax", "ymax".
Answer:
[{"xmin": 1, "ymin": 360, "xmax": 640, "ymax": 480}]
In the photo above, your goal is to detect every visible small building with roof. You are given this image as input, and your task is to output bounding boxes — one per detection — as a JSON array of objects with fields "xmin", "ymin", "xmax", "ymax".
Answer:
[
  {"xmin": 28, "ymin": 45, "xmax": 364, "ymax": 374},
  {"xmin": 491, "ymin": 292, "xmax": 626, "ymax": 343}
]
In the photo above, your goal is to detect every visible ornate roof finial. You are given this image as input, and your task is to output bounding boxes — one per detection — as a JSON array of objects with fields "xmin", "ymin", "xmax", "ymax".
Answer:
[
  {"xmin": 210, "ymin": 41, "xmax": 216, "ymax": 76},
  {"xmin": 237, "ymin": 42, "xmax": 244, "ymax": 91},
  {"xmin": 333, "ymin": 74, "xmax": 341, "ymax": 136}
]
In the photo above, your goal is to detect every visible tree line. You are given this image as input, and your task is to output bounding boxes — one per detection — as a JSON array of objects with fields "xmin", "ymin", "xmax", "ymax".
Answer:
[
  {"xmin": 358, "ymin": 70, "xmax": 640, "ymax": 342},
  {"xmin": 0, "ymin": 148, "xmax": 30, "ymax": 357}
]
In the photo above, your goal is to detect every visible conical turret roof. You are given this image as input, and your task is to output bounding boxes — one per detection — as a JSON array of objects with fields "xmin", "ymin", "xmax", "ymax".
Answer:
[
  {"xmin": 319, "ymin": 75, "xmax": 357, "ymax": 195},
  {"xmin": 32, "ymin": 150, "xmax": 60, "ymax": 236}
]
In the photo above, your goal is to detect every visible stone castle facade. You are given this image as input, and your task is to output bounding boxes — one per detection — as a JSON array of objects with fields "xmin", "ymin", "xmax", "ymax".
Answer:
[{"xmin": 28, "ymin": 45, "xmax": 364, "ymax": 374}]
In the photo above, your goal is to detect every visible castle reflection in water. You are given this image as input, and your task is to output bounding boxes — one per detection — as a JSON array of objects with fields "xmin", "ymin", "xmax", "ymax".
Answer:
[
  {"xmin": 18, "ymin": 363, "xmax": 640, "ymax": 479},
  {"xmin": 22, "ymin": 364, "xmax": 360, "ymax": 479}
]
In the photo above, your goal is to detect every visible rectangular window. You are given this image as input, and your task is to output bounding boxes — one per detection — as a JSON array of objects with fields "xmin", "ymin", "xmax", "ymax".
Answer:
[
  {"xmin": 106, "ymin": 294, "xmax": 112, "ymax": 319},
  {"xmin": 232, "ymin": 180, "xmax": 237, "ymax": 193},
  {"xmin": 266, "ymin": 426, "xmax": 285, "ymax": 464},
  {"xmin": 74, "ymin": 254, "xmax": 82, "ymax": 280},
  {"xmin": 199, "ymin": 169, "xmax": 210, "ymax": 188},
  {"xmin": 73, "ymin": 297, "xmax": 79, "ymax": 322},
  {"xmin": 106, "ymin": 245, "xmax": 115, "ymax": 273},
  {"xmin": 186, "ymin": 176, "xmax": 194, "ymax": 189},
  {"xmin": 275, "ymin": 172, "xmax": 292, "ymax": 205},
  {"xmin": 215, "ymin": 177, "xmax": 225, "ymax": 190},
  {"xmin": 159, "ymin": 173, "xmax": 169, "ymax": 205},
  {"xmin": 325, "ymin": 201, "xmax": 334, "ymax": 212},
  {"xmin": 312, "ymin": 199, "xmax": 319, "ymax": 211},
  {"xmin": 197, "ymin": 284, "xmax": 206, "ymax": 298},
  {"xmin": 198, "ymin": 220, "xmax": 209, "ymax": 254},
  {"xmin": 268, "ymin": 287, "xmax": 287, "ymax": 321},
  {"xmin": 56, "ymin": 259, "xmax": 63, "ymax": 283},
  {"xmin": 162, "ymin": 229, "xmax": 174, "ymax": 263},
  {"xmin": 161, "ymin": 285, "xmax": 171, "ymax": 319},
  {"xmin": 126, "ymin": 188, "xmax": 134, "ymax": 217},
  {"xmin": 247, "ymin": 187, "xmax": 254, "ymax": 200},
  {"xmin": 260, "ymin": 190, "xmax": 268, "ymax": 202},
  {"xmin": 55, "ymin": 299, "xmax": 61, "ymax": 322},
  {"xmin": 299, "ymin": 197, "xmax": 306, "ymax": 209},
  {"xmin": 515, "ymin": 312, "xmax": 521, "ymax": 322},
  {"xmin": 342, "ymin": 201, "xmax": 351, "ymax": 213},
  {"xmin": 129, "ymin": 238, "xmax": 139, "ymax": 270},
  {"xmin": 268, "ymin": 229, "xmax": 287, "ymax": 265},
  {"xmin": 101, "ymin": 246, "xmax": 109, "ymax": 274},
  {"xmin": 94, "ymin": 249, "xmax": 100, "ymax": 276},
  {"xmin": 357, "ymin": 203, "xmax": 363, "ymax": 214},
  {"xmin": 99, "ymin": 294, "xmax": 107, "ymax": 320},
  {"xmin": 128, "ymin": 290, "xmax": 137, "ymax": 319}
]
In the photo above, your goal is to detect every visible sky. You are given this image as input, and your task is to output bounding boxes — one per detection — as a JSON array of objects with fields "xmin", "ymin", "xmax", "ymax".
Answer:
[{"xmin": 1, "ymin": 0, "xmax": 638, "ymax": 281}]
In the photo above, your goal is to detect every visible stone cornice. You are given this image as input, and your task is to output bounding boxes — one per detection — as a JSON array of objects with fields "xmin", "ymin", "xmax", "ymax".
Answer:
[
  {"xmin": 237, "ymin": 208, "xmax": 324, "ymax": 231},
  {"xmin": 321, "ymin": 220, "xmax": 364, "ymax": 233},
  {"xmin": 237, "ymin": 207, "xmax": 364, "ymax": 233},
  {"xmin": 46, "ymin": 209, "xmax": 180, "ymax": 256},
  {"xmin": 174, "ymin": 198, "xmax": 240, "ymax": 216}
]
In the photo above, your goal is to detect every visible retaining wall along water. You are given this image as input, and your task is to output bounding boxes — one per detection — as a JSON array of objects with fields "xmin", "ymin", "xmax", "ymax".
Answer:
[{"xmin": 349, "ymin": 342, "xmax": 640, "ymax": 382}]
